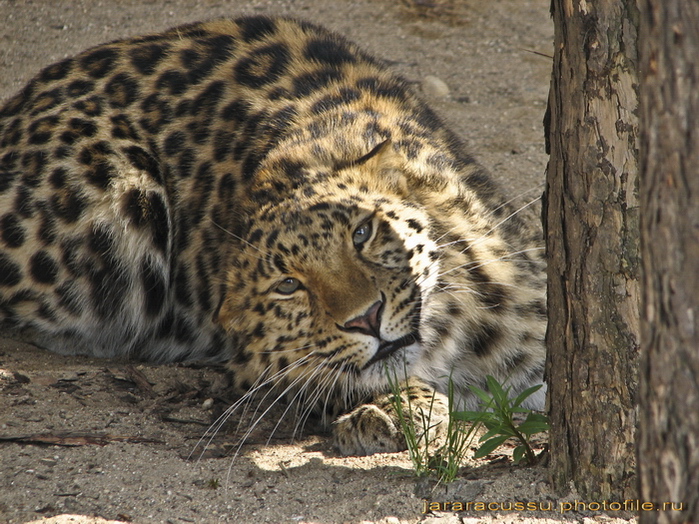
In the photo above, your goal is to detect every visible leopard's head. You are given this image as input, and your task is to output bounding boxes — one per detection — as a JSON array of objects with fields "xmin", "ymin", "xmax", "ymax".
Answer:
[{"xmin": 217, "ymin": 142, "xmax": 440, "ymax": 407}]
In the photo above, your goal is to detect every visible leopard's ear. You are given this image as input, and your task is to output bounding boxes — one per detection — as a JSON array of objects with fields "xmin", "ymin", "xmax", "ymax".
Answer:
[
  {"xmin": 352, "ymin": 139, "xmax": 394, "ymax": 166},
  {"xmin": 350, "ymin": 140, "xmax": 409, "ymax": 196}
]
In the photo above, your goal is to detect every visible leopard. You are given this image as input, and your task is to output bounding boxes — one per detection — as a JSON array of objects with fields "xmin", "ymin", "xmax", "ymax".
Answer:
[{"xmin": 0, "ymin": 16, "xmax": 546, "ymax": 456}]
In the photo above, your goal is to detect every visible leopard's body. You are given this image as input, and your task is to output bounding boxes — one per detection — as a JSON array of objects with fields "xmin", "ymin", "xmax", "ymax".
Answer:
[{"xmin": 0, "ymin": 17, "xmax": 546, "ymax": 455}]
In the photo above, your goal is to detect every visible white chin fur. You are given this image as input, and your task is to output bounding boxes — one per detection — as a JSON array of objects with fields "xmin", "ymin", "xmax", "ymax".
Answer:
[{"xmin": 356, "ymin": 342, "xmax": 421, "ymax": 392}]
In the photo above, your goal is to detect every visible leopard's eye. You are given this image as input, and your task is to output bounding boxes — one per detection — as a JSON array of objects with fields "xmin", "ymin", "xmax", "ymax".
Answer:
[
  {"xmin": 276, "ymin": 277, "xmax": 301, "ymax": 295},
  {"xmin": 353, "ymin": 220, "xmax": 373, "ymax": 247}
]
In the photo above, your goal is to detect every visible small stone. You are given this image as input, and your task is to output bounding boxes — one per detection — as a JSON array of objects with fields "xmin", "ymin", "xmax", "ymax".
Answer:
[
  {"xmin": 423, "ymin": 75, "xmax": 450, "ymax": 98},
  {"xmin": 202, "ymin": 398, "xmax": 214, "ymax": 410}
]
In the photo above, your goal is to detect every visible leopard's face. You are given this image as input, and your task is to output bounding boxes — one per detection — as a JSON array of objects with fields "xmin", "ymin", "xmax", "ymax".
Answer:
[{"xmin": 218, "ymin": 171, "xmax": 439, "ymax": 401}]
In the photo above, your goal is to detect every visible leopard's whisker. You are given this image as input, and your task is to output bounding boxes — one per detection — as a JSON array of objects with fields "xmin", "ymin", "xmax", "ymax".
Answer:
[
  {"xmin": 288, "ymin": 366, "xmax": 340, "ymax": 440},
  {"xmin": 482, "ymin": 184, "xmax": 544, "ymax": 221},
  {"xmin": 265, "ymin": 359, "xmax": 332, "ymax": 444},
  {"xmin": 434, "ymin": 198, "xmax": 542, "ymax": 254},
  {"xmin": 210, "ymin": 218, "xmax": 270, "ymax": 259},
  {"xmin": 191, "ymin": 351, "xmax": 319, "ymax": 460},
  {"xmin": 225, "ymin": 356, "xmax": 330, "ymax": 472},
  {"xmin": 429, "ymin": 186, "xmax": 542, "ymax": 248},
  {"xmin": 459, "ymin": 197, "xmax": 542, "ymax": 252},
  {"xmin": 436, "ymin": 246, "xmax": 545, "ymax": 280},
  {"xmin": 195, "ymin": 345, "xmax": 316, "ymax": 428}
]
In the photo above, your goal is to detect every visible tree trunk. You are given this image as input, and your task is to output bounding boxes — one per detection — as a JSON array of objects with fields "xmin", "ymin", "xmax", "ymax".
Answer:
[
  {"xmin": 544, "ymin": 0, "xmax": 640, "ymax": 499},
  {"xmin": 638, "ymin": 1, "xmax": 699, "ymax": 521}
]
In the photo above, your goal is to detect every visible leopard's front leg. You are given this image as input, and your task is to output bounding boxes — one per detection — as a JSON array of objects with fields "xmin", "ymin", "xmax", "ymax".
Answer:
[{"xmin": 333, "ymin": 377, "xmax": 449, "ymax": 456}]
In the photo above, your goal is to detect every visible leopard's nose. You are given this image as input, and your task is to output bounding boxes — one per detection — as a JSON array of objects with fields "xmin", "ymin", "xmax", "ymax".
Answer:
[{"xmin": 340, "ymin": 299, "xmax": 384, "ymax": 339}]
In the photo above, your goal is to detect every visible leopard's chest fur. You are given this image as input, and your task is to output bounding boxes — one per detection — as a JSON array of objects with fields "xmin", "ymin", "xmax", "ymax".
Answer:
[{"xmin": 0, "ymin": 17, "xmax": 546, "ymax": 435}]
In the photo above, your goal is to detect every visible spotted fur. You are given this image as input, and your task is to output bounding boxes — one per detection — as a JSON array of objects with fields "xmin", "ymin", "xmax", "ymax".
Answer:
[{"xmin": 0, "ymin": 17, "xmax": 546, "ymax": 455}]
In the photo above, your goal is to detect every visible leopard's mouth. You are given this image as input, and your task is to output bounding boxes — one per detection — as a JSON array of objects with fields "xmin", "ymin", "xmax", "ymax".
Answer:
[{"xmin": 363, "ymin": 332, "xmax": 420, "ymax": 369}]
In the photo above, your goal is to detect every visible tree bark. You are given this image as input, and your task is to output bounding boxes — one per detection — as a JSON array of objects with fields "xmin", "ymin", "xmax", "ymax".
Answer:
[
  {"xmin": 638, "ymin": 1, "xmax": 699, "ymax": 521},
  {"xmin": 544, "ymin": 0, "xmax": 640, "ymax": 499}
]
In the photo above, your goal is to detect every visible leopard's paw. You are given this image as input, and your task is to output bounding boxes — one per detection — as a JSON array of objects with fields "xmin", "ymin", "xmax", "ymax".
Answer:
[
  {"xmin": 333, "ymin": 403, "xmax": 406, "ymax": 456},
  {"xmin": 332, "ymin": 378, "xmax": 450, "ymax": 456}
]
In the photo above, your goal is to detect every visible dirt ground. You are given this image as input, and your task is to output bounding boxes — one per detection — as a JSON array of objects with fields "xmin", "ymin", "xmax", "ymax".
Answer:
[{"xmin": 0, "ymin": 1, "xmax": 636, "ymax": 523}]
